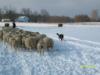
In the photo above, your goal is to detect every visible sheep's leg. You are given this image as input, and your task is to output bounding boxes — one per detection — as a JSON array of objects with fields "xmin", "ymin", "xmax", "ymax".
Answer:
[
  {"xmin": 29, "ymin": 47, "xmax": 32, "ymax": 52},
  {"xmin": 40, "ymin": 49, "xmax": 44, "ymax": 55}
]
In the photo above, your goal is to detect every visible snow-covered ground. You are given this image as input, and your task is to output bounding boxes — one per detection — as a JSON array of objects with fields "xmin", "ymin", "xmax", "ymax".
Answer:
[{"xmin": 0, "ymin": 23, "xmax": 100, "ymax": 75}]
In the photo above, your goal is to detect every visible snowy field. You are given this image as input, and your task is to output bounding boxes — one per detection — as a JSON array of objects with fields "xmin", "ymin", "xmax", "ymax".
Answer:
[{"xmin": 0, "ymin": 22, "xmax": 100, "ymax": 75}]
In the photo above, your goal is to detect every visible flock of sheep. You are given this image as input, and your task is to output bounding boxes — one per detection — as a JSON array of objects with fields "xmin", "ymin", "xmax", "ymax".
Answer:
[{"xmin": 0, "ymin": 26, "xmax": 54, "ymax": 54}]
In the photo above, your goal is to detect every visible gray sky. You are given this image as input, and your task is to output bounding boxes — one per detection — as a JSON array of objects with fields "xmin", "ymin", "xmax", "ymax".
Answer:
[{"xmin": 0, "ymin": 0, "xmax": 100, "ymax": 17}]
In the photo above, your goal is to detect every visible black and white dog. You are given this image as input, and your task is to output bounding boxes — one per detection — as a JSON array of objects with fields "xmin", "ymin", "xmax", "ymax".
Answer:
[{"xmin": 56, "ymin": 33, "xmax": 64, "ymax": 41}]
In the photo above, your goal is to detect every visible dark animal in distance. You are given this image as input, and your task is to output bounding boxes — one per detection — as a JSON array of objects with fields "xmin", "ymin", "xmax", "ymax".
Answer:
[
  {"xmin": 56, "ymin": 33, "xmax": 64, "ymax": 41},
  {"xmin": 12, "ymin": 21, "xmax": 16, "ymax": 28}
]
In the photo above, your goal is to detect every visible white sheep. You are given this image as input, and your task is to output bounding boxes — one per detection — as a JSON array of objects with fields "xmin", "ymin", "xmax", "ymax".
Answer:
[
  {"xmin": 1, "ymin": 27, "xmax": 54, "ymax": 53},
  {"xmin": 8, "ymin": 37, "xmax": 17, "ymax": 49},
  {"xmin": 37, "ymin": 39, "xmax": 47, "ymax": 54},
  {"xmin": 12, "ymin": 35, "xmax": 23, "ymax": 48},
  {"xmin": 36, "ymin": 34, "xmax": 46, "ymax": 40},
  {"xmin": 3, "ymin": 33, "xmax": 10, "ymax": 42},
  {"xmin": 24, "ymin": 37, "xmax": 39, "ymax": 50},
  {"xmin": 42, "ymin": 37, "xmax": 54, "ymax": 49},
  {"xmin": 30, "ymin": 32, "xmax": 40, "ymax": 36}
]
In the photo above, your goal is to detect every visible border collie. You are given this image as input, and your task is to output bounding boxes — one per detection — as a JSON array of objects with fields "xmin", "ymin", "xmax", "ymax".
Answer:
[{"xmin": 56, "ymin": 33, "xmax": 64, "ymax": 41}]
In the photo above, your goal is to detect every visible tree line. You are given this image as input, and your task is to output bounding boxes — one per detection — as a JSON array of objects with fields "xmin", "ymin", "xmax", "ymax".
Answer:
[{"xmin": 0, "ymin": 7, "xmax": 99, "ymax": 23}]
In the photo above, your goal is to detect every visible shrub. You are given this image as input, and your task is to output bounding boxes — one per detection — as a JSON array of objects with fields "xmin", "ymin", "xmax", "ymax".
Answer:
[{"xmin": 5, "ymin": 23, "xmax": 9, "ymax": 27}]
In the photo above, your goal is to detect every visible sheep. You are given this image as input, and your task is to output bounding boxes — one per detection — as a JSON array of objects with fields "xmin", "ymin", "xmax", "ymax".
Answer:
[
  {"xmin": 5, "ymin": 34, "xmax": 22, "ymax": 49},
  {"xmin": 12, "ymin": 35, "xmax": 23, "ymax": 48},
  {"xmin": 23, "ymin": 37, "xmax": 39, "ymax": 50},
  {"xmin": 40, "ymin": 34, "xmax": 47, "ymax": 38},
  {"xmin": 8, "ymin": 37, "xmax": 17, "ymax": 49},
  {"xmin": 24, "ymin": 37, "xmax": 33, "ymax": 49},
  {"xmin": 2, "ymin": 28, "xmax": 16, "ymax": 36},
  {"xmin": 36, "ymin": 37, "xmax": 54, "ymax": 54},
  {"xmin": 36, "ymin": 34, "xmax": 46, "ymax": 40},
  {"xmin": 15, "ymin": 29, "xmax": 24, "ymax": 34},
  {"xmin": 7, "ymin": 35, "xmax": 13, "ymax": 43},
  {"xmin": 34, "ymin": 32, "xmax": 39, "ymax": 34},
  {"xmin": 1, "ymin": 27, "xmax": 53, "ymax": 53},
  {"xmin": 2, "ymin": 27, "xmax": 13, "ymax": 32},
  {"xmin": 22, "ymin": 34, "xmax": 47, "ymax": 51},
  {"xmin": 21, "ymin": 34, "xmax": 37, "ymax": 49},
  {"xmin": 23, "ymin": 31, "xmax": 31, "ymax": 35},
  {"xmin": 6, "ymin": 34, "xmax": 13, "ymax": 43},
  {"xmin": 22, "ymin": 36, "xmax": 27, "ymax": 48},
  {"xmin": 37, "ymin": 39, "xmax": 47, "ymax": 54},
  {"xmin": 30, "ymin": 32, "xmax": 40, "ymax": 36},
  {"xmin": 21, "ymin": 31, "xmax": 32, "ymax": 37},
  {"xmin": 3, "ymin": 33, "xmax": 10, "ymax": 42},
  {"xmin": 42, "ymin": 37, "xmax": 54, "ymax": 49}
]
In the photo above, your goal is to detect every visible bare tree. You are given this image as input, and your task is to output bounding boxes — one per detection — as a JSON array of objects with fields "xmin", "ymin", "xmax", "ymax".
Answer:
[
  {"xmin": 32, "ymin": 11, "xmax": 39, "ymax": 22},
  {"xmin": 2, "ymin": 7, "xmax": 18, "ymax": 21},
  {"xmin": 21, "ymin": 8, "xmax": 32, "ymax": 16},
  {"xmin": 0, "ymin": 8, "xmax": 3, "ymax": 20},
  {"xmin": 40, "ymin": 9, "xmax": 49, "ymax": 17},
  {"xmin": 40, "ymin": 9, "xmax": 50, "ymax": 22}
]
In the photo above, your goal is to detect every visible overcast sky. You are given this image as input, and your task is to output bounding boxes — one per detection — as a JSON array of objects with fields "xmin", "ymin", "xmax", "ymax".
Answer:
[{"xmin": 0, "ymin": 0, "xmax": 100, "ymax": 17}]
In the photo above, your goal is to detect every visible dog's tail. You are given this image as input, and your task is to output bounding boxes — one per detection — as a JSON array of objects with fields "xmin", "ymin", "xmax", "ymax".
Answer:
[{"xmin": 56, "ymin": 33, "xmax": 59, "ymax": 36}]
